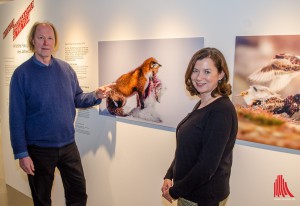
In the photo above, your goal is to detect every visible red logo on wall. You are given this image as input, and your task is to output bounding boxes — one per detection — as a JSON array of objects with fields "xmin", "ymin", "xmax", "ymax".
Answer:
[
  {"xmin": 2, "ymin": 0, "xmax": 34, "ymax": 41},
  {"xmin": 274, "ymin": 175, "xmax": 295, "ymax": 200}
]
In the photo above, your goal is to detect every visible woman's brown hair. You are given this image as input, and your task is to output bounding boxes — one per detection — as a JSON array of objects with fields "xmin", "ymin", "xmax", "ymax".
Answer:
[{"xmin": 185, "ymin": 47, "xmax": 232, "ymax": 97}]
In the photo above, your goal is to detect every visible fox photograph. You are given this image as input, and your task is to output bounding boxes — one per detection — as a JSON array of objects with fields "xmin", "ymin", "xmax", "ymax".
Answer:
[
  {"xmin": 98, "ymin": 37, "xmax": 204, "ymax": 128},
  {"xmin": 232, "ymin": 35, "xmax": 300, "ymax": 151}
]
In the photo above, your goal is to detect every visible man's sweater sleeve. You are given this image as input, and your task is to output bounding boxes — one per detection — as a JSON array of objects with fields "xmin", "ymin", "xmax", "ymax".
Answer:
[
  {"xmin": 72, "ymin": 68, "xmax": 102, "ymax": 108},
  {"xmin": 9, "ymin": 70, "xmax": 29, "ymax": 159}
]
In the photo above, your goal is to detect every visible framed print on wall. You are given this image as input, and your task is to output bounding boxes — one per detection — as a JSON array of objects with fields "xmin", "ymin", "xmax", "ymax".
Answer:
[
  {"xmin": 98, "ymin": 37, "xmax": 204, "ymax": 129},
  {"xmin": 233, "ymin": 35, "xmax": 300, "ymax": 150}
]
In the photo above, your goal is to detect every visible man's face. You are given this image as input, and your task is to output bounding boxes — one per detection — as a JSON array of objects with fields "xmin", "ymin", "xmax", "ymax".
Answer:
[{"xmin": 32, "ymin": 24, "xmax": 55, "ymax": 63}]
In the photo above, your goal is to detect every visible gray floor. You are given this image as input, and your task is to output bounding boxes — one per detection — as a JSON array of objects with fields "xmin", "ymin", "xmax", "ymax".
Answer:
[{"xmin": 0, "ymin": 127, "xmax": 33, "ymax": 206}]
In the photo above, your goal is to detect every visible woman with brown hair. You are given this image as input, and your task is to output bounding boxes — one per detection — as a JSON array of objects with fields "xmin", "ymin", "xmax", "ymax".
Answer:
[{"xmin": 161, "ymin": 47, "xmax": 238, "ymax": 206}]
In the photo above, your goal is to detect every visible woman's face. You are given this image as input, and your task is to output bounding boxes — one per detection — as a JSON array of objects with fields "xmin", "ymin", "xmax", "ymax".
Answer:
[{"xmin": 191, "ymin": 57, "xmax": 224, "ymax": 95}]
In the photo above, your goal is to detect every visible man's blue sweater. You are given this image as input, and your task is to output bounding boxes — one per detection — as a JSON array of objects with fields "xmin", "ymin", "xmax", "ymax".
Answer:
[{"xmin": 9, "ymin": 56, "xmax": 101, "ymax": 159}]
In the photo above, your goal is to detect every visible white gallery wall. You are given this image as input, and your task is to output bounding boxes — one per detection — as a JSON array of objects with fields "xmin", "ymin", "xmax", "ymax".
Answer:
[{"xmin": 1, "ymin": 0, "xmax": 300, "ymax": 206}]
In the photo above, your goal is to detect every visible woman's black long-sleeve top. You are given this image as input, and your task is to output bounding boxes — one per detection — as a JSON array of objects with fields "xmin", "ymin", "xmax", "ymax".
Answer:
[{"xmin": 164, "ymin": 96, "xmax": 238, "ymax": 206}]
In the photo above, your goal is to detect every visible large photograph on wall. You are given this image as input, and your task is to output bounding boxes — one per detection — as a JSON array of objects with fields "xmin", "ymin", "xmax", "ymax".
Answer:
[
  {"xmin": 233, "ymin": 35, "xmax": 300, "ymax": 150},
  {"xmin": 98, "ymin": 37, "xmax": 204, "ymax": 128}
]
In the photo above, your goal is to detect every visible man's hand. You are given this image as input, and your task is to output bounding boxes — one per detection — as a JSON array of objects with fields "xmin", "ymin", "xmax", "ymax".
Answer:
[
  {"xmin": 95, "ymin": 83, "xmax": 116, "ymax": 99},
  {"xmin": 19, "ymin": 156, "xmax": 35, "ymax": 176}
]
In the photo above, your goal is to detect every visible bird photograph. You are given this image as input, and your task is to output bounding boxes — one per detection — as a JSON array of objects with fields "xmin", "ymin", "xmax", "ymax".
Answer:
[{"xmin": 232, "ymin": 35, "xmax": 300, "ymax": 150}]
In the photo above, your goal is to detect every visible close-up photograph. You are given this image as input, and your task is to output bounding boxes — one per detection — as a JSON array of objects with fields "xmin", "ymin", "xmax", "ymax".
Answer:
[{"xmin": 233, "ymin": 35, "xmax": 300, "ymax": 150}]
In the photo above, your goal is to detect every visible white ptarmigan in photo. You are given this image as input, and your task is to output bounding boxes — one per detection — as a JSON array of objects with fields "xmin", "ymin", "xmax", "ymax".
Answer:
[
  {"xmin": 239, "ymin": 85, "xmax": 300, "ymax": 117},
  {"xmin": 239, "ymin": 85, "xmax": 282, "ymax": 106},
  {"xmin": 248, "ymin": 54, "xmax": 300, "ymax": 92}
]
